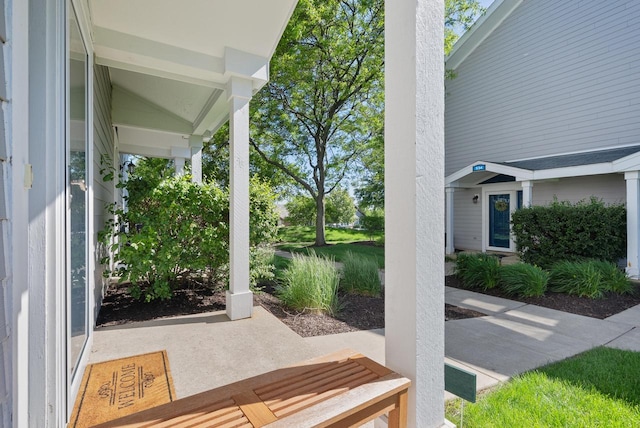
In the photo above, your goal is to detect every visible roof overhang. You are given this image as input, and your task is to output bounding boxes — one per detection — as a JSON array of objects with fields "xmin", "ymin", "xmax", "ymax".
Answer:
[
  {"xmin": 86, "ymin": 0, "xmax": 299, "ymax": 156},
  {"xmin": 446, "ymin": 147, "xmax": 640, "ymax": 188}
]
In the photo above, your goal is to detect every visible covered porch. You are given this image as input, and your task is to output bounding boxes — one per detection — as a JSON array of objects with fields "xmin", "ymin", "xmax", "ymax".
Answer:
[
  {"xmin": 445, "ymin": 145, "xmax": 640, "ymax": 278},
  {"xmin": 75, "ymin": 0, "xmax": 444, "ymax": 426}
]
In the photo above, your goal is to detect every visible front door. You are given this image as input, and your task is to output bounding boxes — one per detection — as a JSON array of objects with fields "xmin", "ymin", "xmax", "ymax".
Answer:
[{"xmin": 489, "ymin": 194, "xmax": 510, "ymax": 248}]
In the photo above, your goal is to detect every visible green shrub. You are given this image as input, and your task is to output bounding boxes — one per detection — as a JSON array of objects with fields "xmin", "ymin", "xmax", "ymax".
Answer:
[
  {"xmin": 250, "ymin": 246, "xmax": 276, "ymax": 289},
  {"xmin": 499, "ymin": 263, "xmax": 549, "ymax": 297},
  {"xmin": 511, "ymin": 197, "xmax": 626, "ymax": 268},
  {"xmin": 99, "ymin": 174, "xmax": 279, "ymax": 302},
  {"xmin": 549, "ymin": 260, "xmax": 632, "ymax": 298},
  {"xmin": 340, "ymin": 251, "xmax": 382, "ymax": 296},
  {"xmin": 588, "ymin": 260, "xmax": 633, "ymax": 294},
  {"xmin": 454, "ymin": 253, "xmax": 500, "ymax": 290},
  {"xmin": 277, "ymin": 252, "xmax": 340, "ymax": 315}
]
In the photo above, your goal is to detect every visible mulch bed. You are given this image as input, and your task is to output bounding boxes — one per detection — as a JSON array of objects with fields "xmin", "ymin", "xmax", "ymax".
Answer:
[
  {"xmin": 446, "ymin": 275, "xmax": 640, "ymax": 319},
  {"xmin": 96, "ymin": 276, "xmax": 640, "ymax": 337}
]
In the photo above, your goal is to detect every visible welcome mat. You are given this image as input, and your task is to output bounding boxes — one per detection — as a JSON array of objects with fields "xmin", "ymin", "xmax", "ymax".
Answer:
[{"xmin": 69, "ymin": 350, "xmax": 176, "ymax": 428}]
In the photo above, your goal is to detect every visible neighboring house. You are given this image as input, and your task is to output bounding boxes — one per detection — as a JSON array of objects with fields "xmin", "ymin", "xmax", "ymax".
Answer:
[
  {"xmin": 444, "ymin": 0, "xmax": 640, "ymax": 277},
  {"xmin": 4, "ymin": 0, "xmax": 444, "ymax": 426}
]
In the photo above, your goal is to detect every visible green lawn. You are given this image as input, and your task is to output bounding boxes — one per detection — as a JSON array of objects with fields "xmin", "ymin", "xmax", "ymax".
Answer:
[
  {"xmin": 277, "ymin": 226, "xmax": 383, "ymax": 244},
  {"xmin": 276, "ymin": 226, "xmax": 385, "ymax": 268},
  {"xmin": 445, "ymin": 347, "xmax": 640, "ymax": 427}
]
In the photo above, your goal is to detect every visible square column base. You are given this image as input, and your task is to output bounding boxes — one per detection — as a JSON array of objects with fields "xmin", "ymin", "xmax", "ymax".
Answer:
[
  {"xmin": 626, "ymin": 266, "xmax": 639, "ymax": 280},
  {"xmin": 226, "ymin": 290, "xmax": 253, "ymax": 320}
]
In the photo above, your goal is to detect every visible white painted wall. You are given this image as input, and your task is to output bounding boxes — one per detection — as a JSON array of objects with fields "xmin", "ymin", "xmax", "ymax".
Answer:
[
  {"xmin": 453, "ymin": 187, "xmax": 483, "ymax": 251},
  {"xmin": 92, "ymin": 64, "xmax": 114, "ymax": 321},
  {"xmin": 446, "ymin": 0, "xmax": 640, "ymax": 176},
  {"xmin": 386, "ymin": 0, "xmax": 444, "ymax": 426}
]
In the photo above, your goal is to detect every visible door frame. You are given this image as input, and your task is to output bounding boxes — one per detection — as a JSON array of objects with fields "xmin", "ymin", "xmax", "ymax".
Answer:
[{"xmin": 482, "ymin": 183, "xmax": 521, "ymax": 253}]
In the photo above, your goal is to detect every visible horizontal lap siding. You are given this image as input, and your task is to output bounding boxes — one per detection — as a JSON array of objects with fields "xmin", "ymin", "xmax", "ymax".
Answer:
[
  {"xmin": 93, "ymin": 64, "xmax": 113, "ymax": 322},
  {"xmin": 445, "ymin": 0, "xmax": 640, "ymax": 176},
  {"xmin": 453, "ymin": 188, "xmax": 482, "ymax": 251},
  {"xmin": 533, "ymin": 174, "xmax": 626, "ymax": 206},
  {"xmin": 0, "ymin": 0, "xmax": 9, "ymax": 425}
]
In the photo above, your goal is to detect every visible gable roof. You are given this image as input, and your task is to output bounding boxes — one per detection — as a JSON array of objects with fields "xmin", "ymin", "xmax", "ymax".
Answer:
[
  {"xmin": 446, "ymin": 145, "xmax": 640, "ymax": 187},
  {"xmin": 446, "ymin": 0, "xmax": 523, "ymax": 70}
]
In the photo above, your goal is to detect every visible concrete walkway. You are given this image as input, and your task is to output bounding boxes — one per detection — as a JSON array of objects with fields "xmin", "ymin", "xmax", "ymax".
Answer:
[{"xmin": 89, "ymin": 287, "xmax": 640, "ymax": 403}]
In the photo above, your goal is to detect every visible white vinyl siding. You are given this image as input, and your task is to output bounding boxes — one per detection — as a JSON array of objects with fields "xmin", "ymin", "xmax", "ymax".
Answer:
[
  {"xmin": 0, "ymin": 0, "xmax": 9, "ymax": 424},
  {"xmin": 453, "ymin": 187, "xmax": 483, "ymax": 251},
  {"xmin": 92, "ymin": 64, "xmax": 113, "ymax": 322},
  {"xmin": 532, "ymin": 174, "xmax": 626, "ymax": 206},
  {"xmin": 445, "ymin": 0, "xmax": 640, "ymax": 176}
]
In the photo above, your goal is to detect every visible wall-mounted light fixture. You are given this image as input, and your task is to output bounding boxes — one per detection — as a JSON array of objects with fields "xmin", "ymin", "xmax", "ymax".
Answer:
[{"xmin": 472, "ymin": 194, "xmax": 479, "ymax": 204}]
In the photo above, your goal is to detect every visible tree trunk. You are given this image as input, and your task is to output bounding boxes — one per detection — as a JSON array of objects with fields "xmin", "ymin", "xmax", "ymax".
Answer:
[{"xmin": 315, "ymin": 194, "xmax": 327, "ymax": 246}]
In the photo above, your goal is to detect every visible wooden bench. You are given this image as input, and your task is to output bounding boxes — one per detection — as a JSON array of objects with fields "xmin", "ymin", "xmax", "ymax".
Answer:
[{"xmin": 95, "ymin": 349, "xmax": 410, "ymax": 428}]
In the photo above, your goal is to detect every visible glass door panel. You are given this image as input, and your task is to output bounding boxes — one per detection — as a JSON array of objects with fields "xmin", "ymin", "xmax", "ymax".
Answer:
[
  {"xmin": 68, "ymin": 2, "xmax": 88, "ymax": 377},
  {"xmin": 489, "ymin": 194, "xmax": 510, "ymax": 248}
]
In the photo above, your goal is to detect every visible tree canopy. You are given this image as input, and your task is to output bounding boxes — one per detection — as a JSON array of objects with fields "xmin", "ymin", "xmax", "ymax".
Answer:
[{"xmin": 250, "ymin": 0, "xmax": 384, "ymax": 246}]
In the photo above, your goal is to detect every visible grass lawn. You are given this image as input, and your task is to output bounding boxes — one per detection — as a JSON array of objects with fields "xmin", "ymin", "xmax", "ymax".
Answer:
[
  {"xmin": 277, "ymin": 226, "xmax": 383, "ymax": 244},
  {"xmin": 445, "ymin": 347, "xmax": 640, "ymax": 427},
  {"xmin": 276, "ymin": 226, "xmax": 385, "ymax": 268}
]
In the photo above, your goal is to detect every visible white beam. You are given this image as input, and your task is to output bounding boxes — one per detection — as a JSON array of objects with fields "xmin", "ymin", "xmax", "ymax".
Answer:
[
  {"xmin": 223, "ymin": 47, "xmax": 269, "ymax": 91},
  {"xmin": 226, "ymin": 77, "xmax": 253, "ymax": 320},
  {"xmin": 625, "ymin": 171, "xmax": 640, "ymax": 278},
  {"xmin": 386, "ymin": 0, "xmax": 444, "ymax": 426}
]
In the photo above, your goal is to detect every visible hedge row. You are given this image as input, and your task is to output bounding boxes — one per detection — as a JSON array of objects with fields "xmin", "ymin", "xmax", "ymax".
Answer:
[{"xmin": 511, "ymin": 197, "xmax": 626, "ymax": 269}]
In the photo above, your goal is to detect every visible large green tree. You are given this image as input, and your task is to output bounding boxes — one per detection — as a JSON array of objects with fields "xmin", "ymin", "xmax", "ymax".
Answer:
[{"xmin": 250, "ymin": 0, "xmax": 384, "ymax": 246}]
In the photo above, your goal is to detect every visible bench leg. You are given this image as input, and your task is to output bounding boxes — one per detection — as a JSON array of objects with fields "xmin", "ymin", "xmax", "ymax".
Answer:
[{"xmin": 387, "ymin": 389, "xmax": 408, "ymax": 428}]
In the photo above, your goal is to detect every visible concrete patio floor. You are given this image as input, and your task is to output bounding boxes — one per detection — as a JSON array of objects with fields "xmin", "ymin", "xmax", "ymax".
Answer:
[{"xmin": 89, "ymin": 287, "xmax": 640, "ymax": 403}]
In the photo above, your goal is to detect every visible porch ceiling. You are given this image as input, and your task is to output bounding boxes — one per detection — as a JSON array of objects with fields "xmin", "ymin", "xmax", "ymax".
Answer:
[{"xmin": 87, "ymin": 0, "xmax": 298, "ymax": 156}]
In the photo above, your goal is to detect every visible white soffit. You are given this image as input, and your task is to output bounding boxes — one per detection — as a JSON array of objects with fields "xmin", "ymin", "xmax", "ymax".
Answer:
[
  {"xmin": 89, "ymin": 0, "xmax": 298, "ymax": 136},
  {"xmin": 110, "ymin": 68, "xmax": 218, "ymax": 123}
]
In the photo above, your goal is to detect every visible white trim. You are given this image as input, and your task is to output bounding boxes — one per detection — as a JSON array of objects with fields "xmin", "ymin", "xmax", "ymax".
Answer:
[
  {"xmin": 625, "ymin": 171, "xmax": 640, "ymax": 279},
  {"xmin": 11, "ymin": 0, "xmax": 31, "ymax": 425},
  {"xmin": 482, "ymin": 183, "xmax": 520, "ymax": 253},
  {"xmin": 445, "ymin": 161, "xmax": 532, "ymax": 186},
  {"xmin": 446, "ymin": 0, "xmax": 523, "ymax": 70}
]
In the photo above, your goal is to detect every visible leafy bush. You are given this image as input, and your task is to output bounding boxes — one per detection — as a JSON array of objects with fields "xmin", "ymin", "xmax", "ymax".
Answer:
[
  {"xmin": 100, "ymin": 174, "xmax": 279, "ymax": 301},
  {"xmin": 250, "ymin": 246, "xmax": 276, "ymax": 289},
  {"xmin": 340, "ymin": 251, "xmax": 382, "ymax": 296},
  {"xmin": 549, "ymin": 260, "xmax": 632, "ymax": 298},
  {"xmin": 588, "ymin": 260, "xmax": 633, "ymax": 294},
  {"xmin": 511, "ymin": 197, "xmax": 626, "ymax": 269},
  {"xmin": 454, "ymin": 253, "xmax": 500, "ymax": 290},
  {"xmin": 499, "ymin": 263, "xmax": 549, "ymax": 297},
  {"xmin": 277, "ymin": 252, "xmax": 340, "ymax": 315},
  {"xmin": 360, "ymin": 208, "xmax": 384, "ymax": 241}
]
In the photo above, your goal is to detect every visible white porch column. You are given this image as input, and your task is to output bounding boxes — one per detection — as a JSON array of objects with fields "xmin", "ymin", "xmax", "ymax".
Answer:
[
  {"xmin": 445, "ymin": 187, "xmax": 455, "ymax": 255},
  {"xmin": 625, "ymin": 171, "xmax": 640, "ymax": 278},
  {"xmin": 385, "ymin": 0, "xmax": 444, "ymax": 426},
  {"xmin": 189, "ymin": 136, "xmax": 203, "ymax": 184},
  {"xmin": 226, "ymin": 77, "xmax": 253, "ymax": 320},
  {"xmin": 521, "ymin": 180, "xmax": 533, "ymax": 208},
  {"xmin": 174, "ymin": 157, "xmax": 185, "ymax": 175}
]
